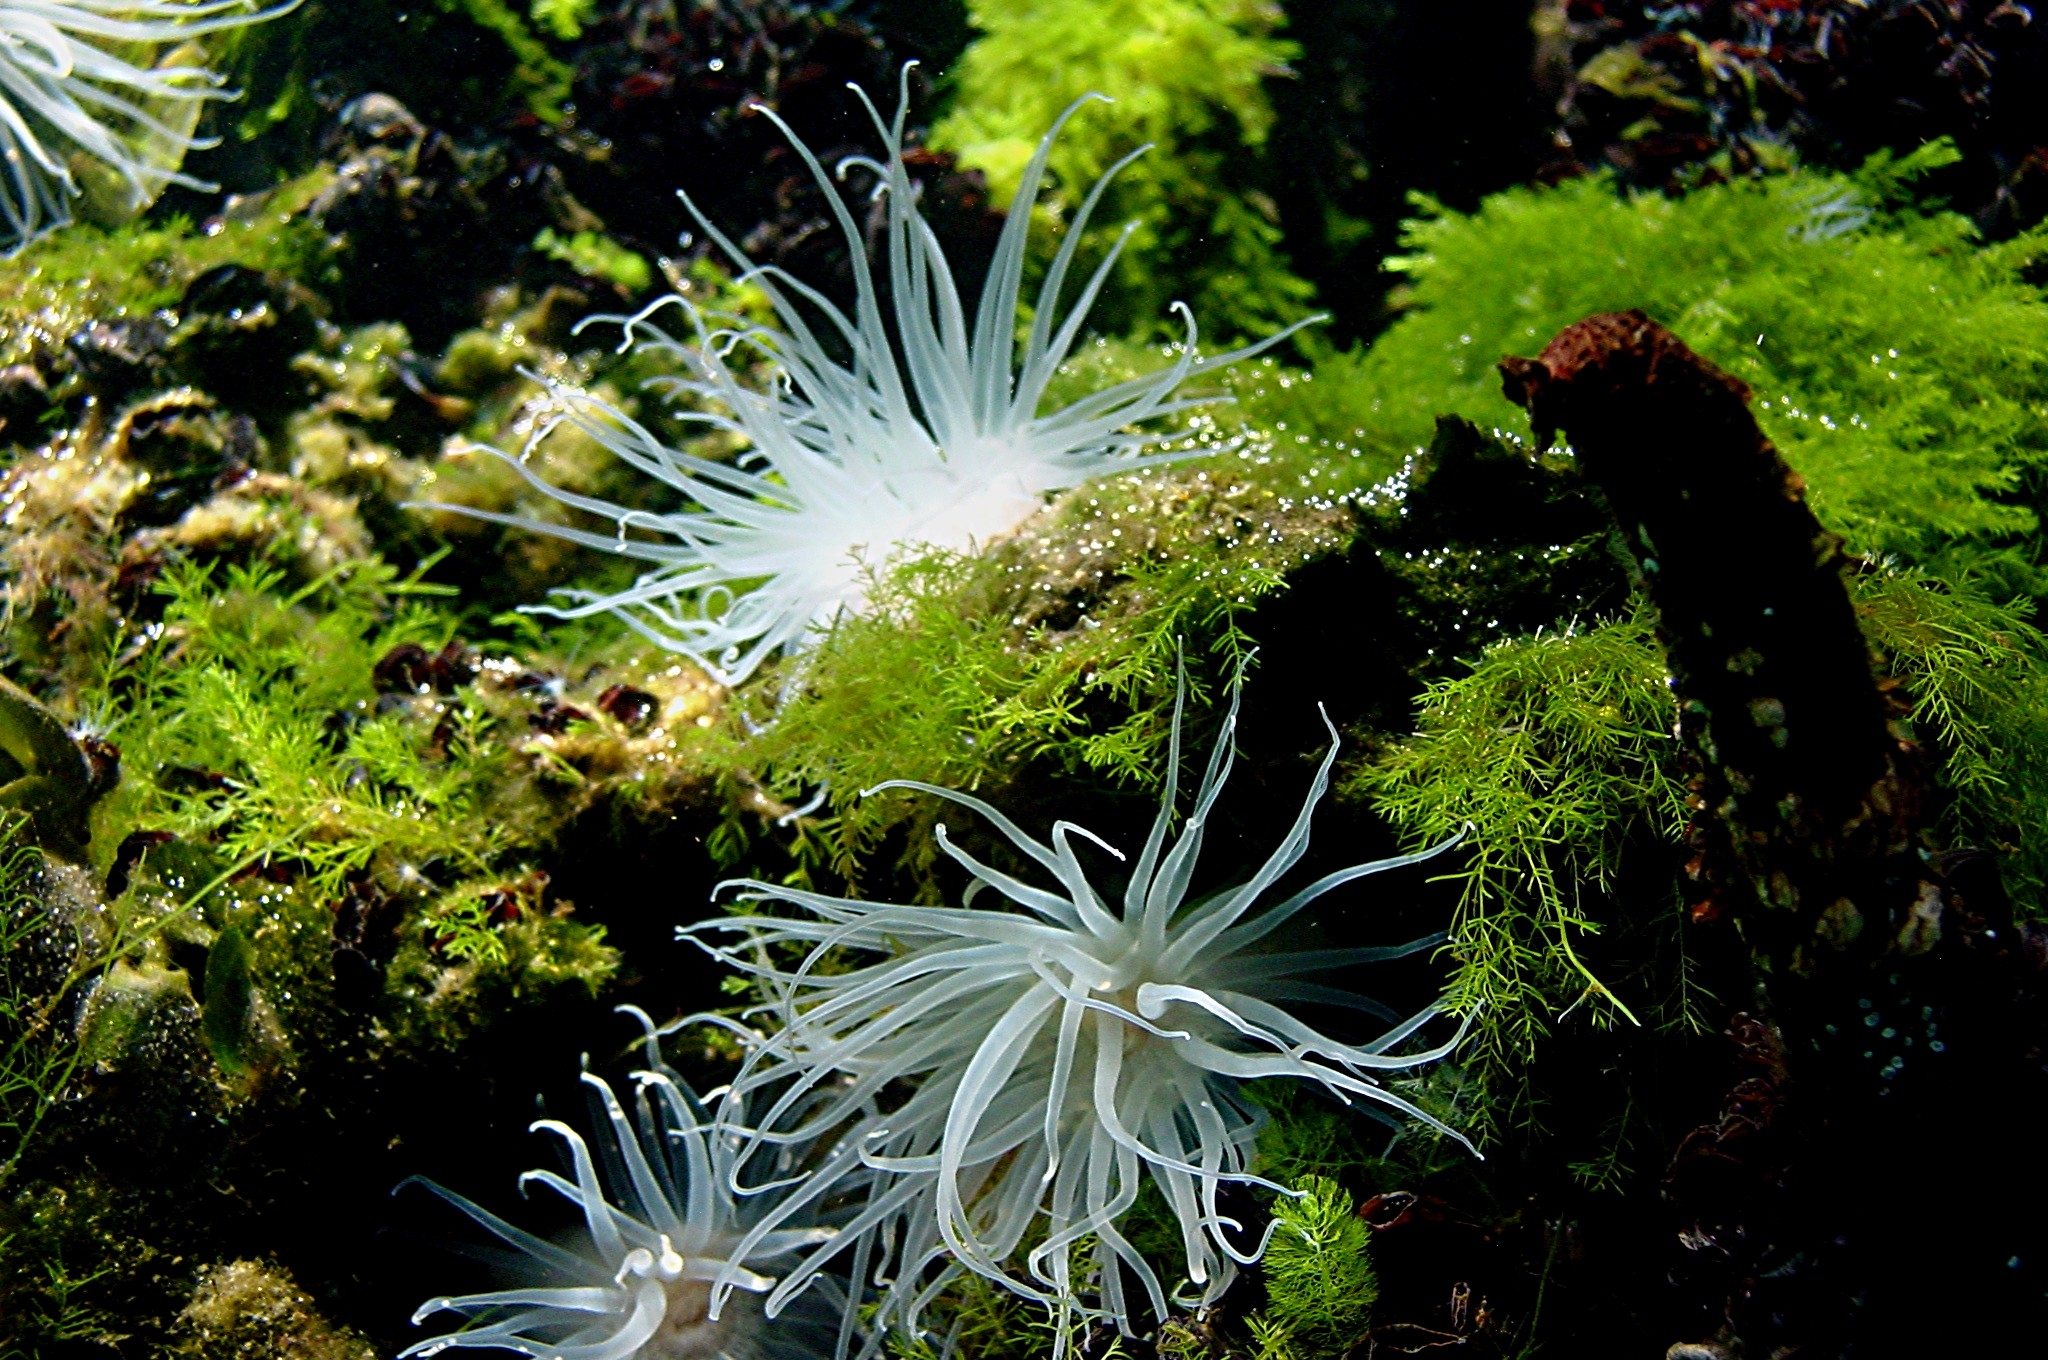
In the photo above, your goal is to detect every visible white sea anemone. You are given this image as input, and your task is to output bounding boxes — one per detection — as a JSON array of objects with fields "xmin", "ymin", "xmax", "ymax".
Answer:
[
  {"xmin": 426, "ymin": 65, "xmax": 1319, "ymax": 686},
  {"xmin": 0, "ymin": 1, "xmax": 300, "ymax": 249},
  {"xmin": 402, "ymin": 1008, "xmax": 852, "ymax": 1360},
  {"xmin": 687, "ymin": 677, "xmax": 1473, "ymax": 1352}
]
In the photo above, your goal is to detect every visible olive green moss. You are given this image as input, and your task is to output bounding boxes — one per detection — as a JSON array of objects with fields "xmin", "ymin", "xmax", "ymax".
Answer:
[
  {"xmin": 0, "ymin": 187, "xmax": 331, "ymax": 370},
  {"xmin": 1331, "ymin": 153, "xmax": 2048, "ymax": 598}
]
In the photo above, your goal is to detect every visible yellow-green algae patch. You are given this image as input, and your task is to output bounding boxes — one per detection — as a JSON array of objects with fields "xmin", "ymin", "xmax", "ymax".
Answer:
[{"xmin": 0, "ymin": 176, "xmax": 332, "ymax": 370}]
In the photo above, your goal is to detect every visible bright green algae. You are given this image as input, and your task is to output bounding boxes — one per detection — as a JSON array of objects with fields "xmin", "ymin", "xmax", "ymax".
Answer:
[{"xmin": 1333, "ymin": 156, "xmax": 2048, "ymax": 598}]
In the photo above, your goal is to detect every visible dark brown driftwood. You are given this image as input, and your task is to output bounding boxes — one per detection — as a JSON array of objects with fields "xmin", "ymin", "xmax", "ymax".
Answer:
[
  {"xmin": 1500, "ymin": 312, "xmax": 2047, "ymax": 1355},
  {"xmin": 1500, "ymin": 311, "xmax": 1933, "ymax": 963}
]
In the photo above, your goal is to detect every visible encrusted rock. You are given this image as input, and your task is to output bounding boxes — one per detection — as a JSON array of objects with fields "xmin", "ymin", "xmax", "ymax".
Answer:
[{"xmin": 172, "ymin": 1259, "xmax": 376, "ymax": 1360}]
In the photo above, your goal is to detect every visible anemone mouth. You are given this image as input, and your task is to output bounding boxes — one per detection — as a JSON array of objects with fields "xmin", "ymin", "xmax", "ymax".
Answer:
[
  {"xmin": 887, "ymin": 469, "xmax": 1047, "ymax": 557},
  {"xmin": 646, "ymin": 1278, "xmax": 738, "ymax": 1360}
]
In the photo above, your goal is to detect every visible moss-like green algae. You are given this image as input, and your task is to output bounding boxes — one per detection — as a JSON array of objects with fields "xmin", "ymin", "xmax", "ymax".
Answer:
[
  {"xmin": 1338, "ymin": 158, "xmax": 2048, "ymax": 599},
  {"xmin": 0, "ymin": 189, "xmax": 331, "ymax": 371}
]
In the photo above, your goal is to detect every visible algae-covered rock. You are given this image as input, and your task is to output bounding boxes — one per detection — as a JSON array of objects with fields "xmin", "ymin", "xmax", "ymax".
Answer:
[
  {"xmin": 0, "ymin": 1178, "xmax": 162, "ymax": 1356},
  {"xmin": 170, "ymin": 265, "xmax": 331, "ymax": 413},
  {"xmin": 462, "ymin": 643, "xmax": 726, "ymax": 818},
  {"xmin": 173, "ymin": 1259, "xmax": 376, "ymax": 1360},
  {"xmin": 129, "ymin": 472, "xmax": 375, "ymax": 586},
  {"xmin": 381, "ymin": 896, "xmax": 618, "ymax": 1054},
  {"xmin": 74, "ymin": 950, "xmax": 201, "ymax": 1074},
  {"xmin": 0, "ymin": 676, "xmax": 114, "ymax": 862},
  {"xmin": 0, "ymin": 413, "xmax": 380, "ymax": 697},
  {"xmin": 299, "ymin": 93, "xmax": 588, "ymax": 347},
  {"xmin": 0, "ymin": 184, "xmax": 330, "ymax": 380}
]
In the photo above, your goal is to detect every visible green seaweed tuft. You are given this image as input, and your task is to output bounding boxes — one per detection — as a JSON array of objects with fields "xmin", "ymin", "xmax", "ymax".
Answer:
[
  {"xmin": 437, "ymin": 0, "xmax": 575, "ymax": 120},
  {"xmin": 1260, "ymin": 1176, "xmax": 1378, "ymax": 1357},
  {"xmin": 529, "ymin": 0, "xmax": 600, "ymax": 41},
  {"xmin": 1347, "ymin": 610, "xmax": 1687, "ymax": 1091},
  {"xmin": 532, "ymin": 228, "xmax": 654, "ymax": 293},
  {"xmin": 1854, "ymin": 571, "xmax": 2048, "ymax": 903},
  {"xmin": 1350, "ymin": 568, "xmax": 2048, "ymax": 1122},
  {"xmin": 934, "ymin": 0, "xmax": 1315, "ymax": 340},
  {"xmin": 90, "ymin": 553, "xmax": 500, "ymax": 900}
]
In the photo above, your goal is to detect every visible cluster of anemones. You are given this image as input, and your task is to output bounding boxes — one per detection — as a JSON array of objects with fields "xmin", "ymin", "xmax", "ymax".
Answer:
[
  {"xmin": 403, "ymin": 65, "xmax": 1470, "ymax": 1360},
  {"xmin": 406, "ymin": 675, "xmax": 1469, "ymax": 1360},
  {"xmin": 4, "ymin": 12, "xmax": 1470, "ymax": 1359}
]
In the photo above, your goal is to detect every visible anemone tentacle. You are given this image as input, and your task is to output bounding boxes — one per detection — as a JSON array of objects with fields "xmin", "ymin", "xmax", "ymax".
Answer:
[
  {"xmin": 0, "ymin": 1, "xmax": 302, "ymax": 249},
  {"xmin": 419, "ymin": 63, "xmax": 1321, "ymax": 686},
  {"xmin": 684, "ymin": 674, "xmax": 1474, "ymax": 1355}
]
